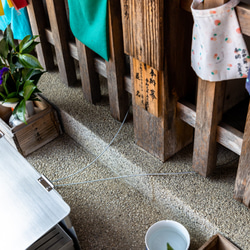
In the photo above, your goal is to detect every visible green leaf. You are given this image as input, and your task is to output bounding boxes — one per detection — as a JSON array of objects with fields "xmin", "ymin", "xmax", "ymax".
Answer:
[
  {"xmin": 167, "ymin": 243, "xmax": 174, "ymax": 250},
  {"xmin": 0, "ymin": 92, "xmax": 6, "ymax": 100},
  {"xmin": 19, "ymin": 35, "xmax": 40, "ymax": 54},
  {"xmin": 0, "ymin": 38, "xmax": 9, "ymax": 58},
  {"xmin": 21, "ymin": 41, "xmax": 40, "ymax": 54},
  {"xmin": 5, "ymin": 25, "xmax": 16, "ymax": 51},
  {"xmin": 18, "ymin": 35, "xmax": 31, "ymax": 53},
  {"xmin": 6, "ymin": 92, "xmax": 18, "ymax": 99},
  {"xmin": 14, "ymin": 99, "xmax": 26, "ymax": 123},
  {"xmin": 4, "ymin": 97, "xmax": 19, "ymax": 103},
  {"xmin": 23, "ymin": 80, "xmax": 37, "ymax": 100},
  {"xmin": 2, "ymin": 74, "xmax": 9, "ymax": 94},
  {"xmin": 18, "ymin": 54, "xmax": 44, "ymax": 69}
]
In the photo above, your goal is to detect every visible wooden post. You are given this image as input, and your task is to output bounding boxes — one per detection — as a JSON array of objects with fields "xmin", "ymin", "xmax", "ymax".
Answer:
[
  {"xmin": 192, "ymin": 0, "xmax": 227, "ymax": 176},
  {"xmin": 76, "ymin": 39, "xmax": 101, "ymax": 104},
  {"xmin": 45, "ymin": 0, "xmax": 77, "ymax": 86},
  {"xmin": 122, "ymin": 0, "xmax": 196, "ymax": 161},
  {"xmin": 27, "ymin": 0, "xmax": 55, "ymax": 70},
  {"xmin": 234, "ymin": 101, "xmax": 250, "ymax": 208},
  {"xmin": 193, "ymin": 79, "xmax": 226, "ymax": 176},
  {"xmin": 106, "ymin": 0, "xmax": 129, "ymax": 121},
  {"xmin": 120, "ymin": 0, "xmax": 164, "ymax": 71},
  {"xmin": 132, "ymin": 58, "xmax": 194, "ymax": 161}
]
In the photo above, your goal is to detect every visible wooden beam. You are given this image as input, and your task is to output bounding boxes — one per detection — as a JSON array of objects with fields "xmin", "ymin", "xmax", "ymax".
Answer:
[
  {"xmin": 177, "ymin": 100, "xmax": 243, "ymax": 155},
  {"xmin": 193, "ymin": 79, "xmax": 226, "ymax": 177},
  {"xmin": 44, "ymin": 29, "xmax": 133, "ymax": 94},
  {"xmin": 192, "ymin": 0, "xmax": 227, "ymax": 177},
  {"xmin": 106, "ymin": 0, "xmax": 129, "ymax": 121},
  {"xmin": 45, "ymin": 0, "xmax": 77, "ymax": 86},
  {"xmin": 26, "ymin": 0, "xmax": 55, "ymax": 70},
  {"xmin": 76, "ymin": 39, "xmax": 101, "ymax": 104},
  {"xmin": 120, "ymin": 0, "xmax": 164, "ymax": 70},
  {"xmin": 234, "ymin": 101, "xmax": 250, "ymax": 208}
]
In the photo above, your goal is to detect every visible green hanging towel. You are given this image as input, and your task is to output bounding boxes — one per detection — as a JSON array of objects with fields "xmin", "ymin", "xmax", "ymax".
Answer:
[{"xmin": 67, "ymin": 0, "xmax": 109, "ymax": 61}]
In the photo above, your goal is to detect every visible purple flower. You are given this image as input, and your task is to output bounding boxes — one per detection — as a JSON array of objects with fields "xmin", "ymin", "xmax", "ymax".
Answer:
[{"xmin": 0, "ymin": 67, "xmax": 9, "ymax": 85}]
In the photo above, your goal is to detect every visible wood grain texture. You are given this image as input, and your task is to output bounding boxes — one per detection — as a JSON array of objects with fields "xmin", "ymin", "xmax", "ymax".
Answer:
[
  {"xmin": 192, "ymin": 0, "xmax": 227, "ymax": 177},
  {"xmin": 106, "ymin": 0, "xmax": 129, "ymax": 121},
  {"xmin": 46, "ymin": 0, "xmax": 77, "ymax": 86},
  {"xmin": 216, "ymin": 123, "xmax": 243, "ymax": 155},
  {"xmin": 133, "ymin": 58, "xmax": 160, "ymax": 117},
  {"xmin": 131, "ymin": 56, "xmax": 193, "ymax": 162},
  {"xmin": 234, "ymin": 101, "xmax": 250, "ymax": 208},
  {"xmin": 44, "ymin": 28, "xmax": 133, "ymax": 96},
  {"xmin": 26, "ymin": 0, "xmax": 55, "ymax": 70},
  {"xmin": 177, "ymin": 100, "xmax": 196, "ymax": 128},
  {"xmin": 120, "ymin": 0, "xmax": 164, "ymax": 70},
  {"xmin": 177, "ymin": 101, "xmax": 244, "ymax": 155},
  {"xmin": 76, "ymin": 39, "xmax": 101, "ymax": 104},
  {"xmin": 131, "ymin": 0, "xmax": 195, "ymax": 161},
  {"xmin": 193, "ymin": 79, "xmax": 226, "ymax": 177},
  {"xmin": 0, "ymin": 98, "xmax": 61, "ymax": 156}
]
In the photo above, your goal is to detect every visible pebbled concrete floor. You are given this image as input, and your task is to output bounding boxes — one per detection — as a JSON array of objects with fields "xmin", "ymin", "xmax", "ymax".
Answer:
[{"xmin": 25, "ymin": 71, "xmax": 250, "ymax": 249}]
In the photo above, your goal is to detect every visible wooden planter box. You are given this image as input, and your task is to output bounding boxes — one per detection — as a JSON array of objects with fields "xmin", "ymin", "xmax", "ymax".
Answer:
[
  {"xmin": 199, "ymin": 234, "xmax": 239, "ymax": 250},
  {"xmin": 0, "ymin": 97, "xmax": 61, "ymax": 156}
]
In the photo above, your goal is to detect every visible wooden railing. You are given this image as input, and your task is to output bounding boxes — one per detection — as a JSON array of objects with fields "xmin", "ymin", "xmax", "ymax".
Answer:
[
  {"xmin": 26, "ymin": 0, "xmax": 250, "ymax": 207},
  {"xmin": 27, "ymin": 0, "xmax": 130, "ymax": 122}
]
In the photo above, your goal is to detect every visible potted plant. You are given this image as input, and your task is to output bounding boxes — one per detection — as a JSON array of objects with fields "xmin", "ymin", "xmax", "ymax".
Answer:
[{"xmin": 0, "ymin": 25, "xmax": 44, "ymax": 124}]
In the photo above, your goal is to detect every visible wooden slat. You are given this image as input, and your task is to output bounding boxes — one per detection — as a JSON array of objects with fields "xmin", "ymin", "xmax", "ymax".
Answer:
[
  {"xmin": 45, "ymin": 29, "xmax": 133, "ymax": 94},
  {"xmin": 177, "ymin": 101, "xmax": 243, "ymax": 155},
  {"xmin": 234, "ymin": 101, "xmax": 250, "ymax": 208},
  {"xmin": 105, "ymin": 0, "xmax": 129, "ymax": 121},
  {"xmin": 26, "ymin": 0, "xmax": 55, "ymax": 70},
  {"xmin": 217, "ymin": 123, "xmax": 243, "ymax": 155},
  {"xmin": 76, "ymin": 39, "xmax": 101, "ymax": 104},
  {"xmin": 14, "ymin": 111, "xmax": 60, "ymax": 156},
  {"xmin": 132, "ymin": 58, "xmax": 161, "ymax": 117},
  {"xmin": 177, "ymin": 100, "xmax": 196, "ymax": 128},
  {"xmin": 120, "ymin": 0, "xmax": 164, "ymax": 70},
  {"xmin": 45, "ymin": 0, "xmax": 77, "ymax": 86}
]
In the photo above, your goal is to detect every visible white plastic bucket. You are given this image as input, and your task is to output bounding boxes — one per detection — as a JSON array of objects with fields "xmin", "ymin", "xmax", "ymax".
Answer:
[{"xmin": 145, "ymin": 220, "xmax": 190, "ymax": 250}]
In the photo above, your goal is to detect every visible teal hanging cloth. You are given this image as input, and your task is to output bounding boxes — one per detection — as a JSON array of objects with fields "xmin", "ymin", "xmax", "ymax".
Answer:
[
  {"xmin": 67, "ymin": 0, "xmax": 109, "ymax": 61},
  {"xmin": 0, "ymin": 0, "xmax": 32, "ymax": 40}
]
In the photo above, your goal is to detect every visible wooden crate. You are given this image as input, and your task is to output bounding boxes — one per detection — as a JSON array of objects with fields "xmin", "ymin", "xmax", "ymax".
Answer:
[
  {"xmin": 199, "ymin": 234, "xmax": 239, "ymax": 250},
  {"xmin": 0, "ymin": 97, "xmax": 61, "ymax": 156}
]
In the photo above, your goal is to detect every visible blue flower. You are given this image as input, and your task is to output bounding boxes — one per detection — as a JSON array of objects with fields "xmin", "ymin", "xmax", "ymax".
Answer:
[{"xmin": 0, "ymin": 67, "xmax": 9, "ymax": 85}]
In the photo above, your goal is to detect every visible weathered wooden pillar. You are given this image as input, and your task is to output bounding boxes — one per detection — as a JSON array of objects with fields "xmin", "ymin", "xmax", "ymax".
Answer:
[
  {"xmin": 46, "ymin": 0, "xmax": 77, "ymax": 86},
  {"xmin": 27, "ymin": 0, "xmax": 55, "ymax": 70},
  {"xmin": 76, "ymin": 39, "xmax": 101, "ymax": 104},
  {"xmin": 234, "ymin": 100, "xmax": 250, "ymax": 208},
  {"xmin": 193, "ymin": 80, "xmax": 226, "ymax": 176},
  {"xmin": 121, "ymin": 0, "xmax": 195, "ymax": 161},
  {"xmin": 106, "ymin": 0, "xmax": 129, "ymax": 121},
  {"xmin": 192, "ymin": 0, "xmax": 227, "ymax": 176}
]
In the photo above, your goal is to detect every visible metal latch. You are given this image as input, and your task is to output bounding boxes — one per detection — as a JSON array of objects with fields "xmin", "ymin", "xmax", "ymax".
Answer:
[
  {"xmin": 0, "ymin": 130, "xmax": 4, "ymax": 138},
  {"xmin": 38, "ymin": 175, "xmax": 54, "ymax": 192}
]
